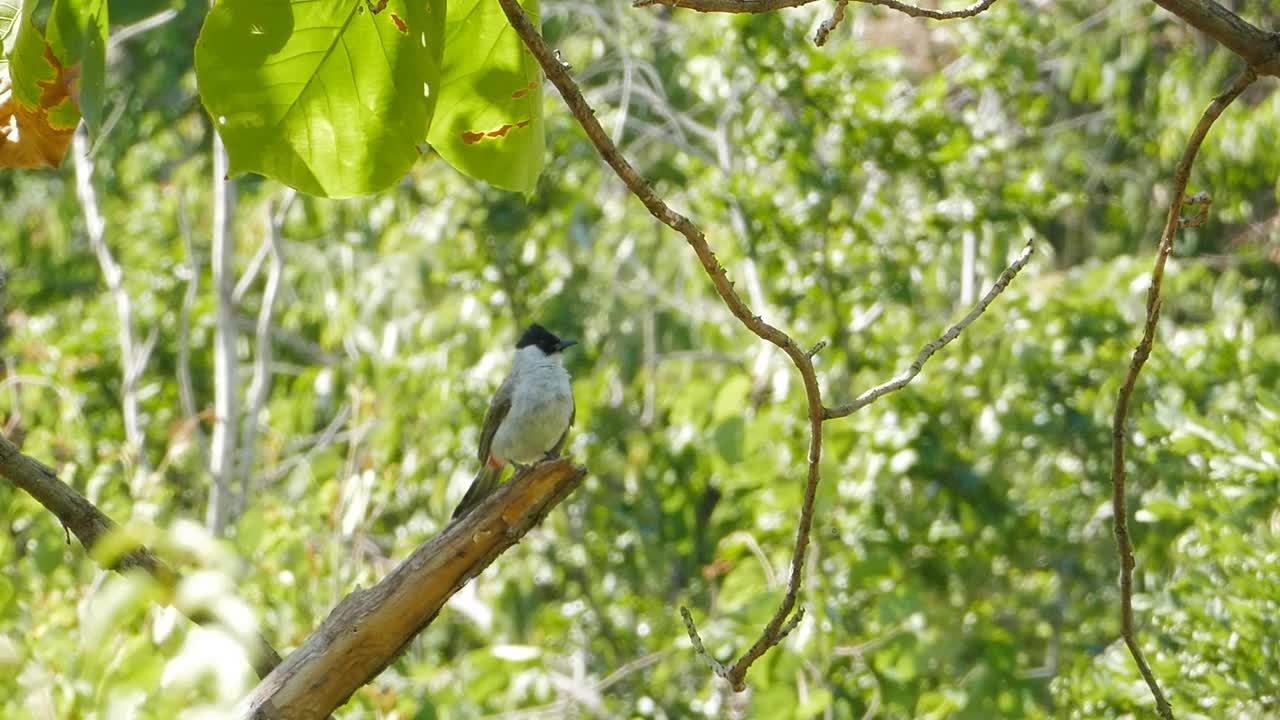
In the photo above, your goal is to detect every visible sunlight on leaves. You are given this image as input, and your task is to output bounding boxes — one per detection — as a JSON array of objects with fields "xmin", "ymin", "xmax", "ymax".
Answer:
[
  {"xmin": 426, "ymin": 0, "xmax": 544, "ymax": 193},
  {"xmin": 195, "ymin": 0, "xmax": 445, "ymax": 197}
]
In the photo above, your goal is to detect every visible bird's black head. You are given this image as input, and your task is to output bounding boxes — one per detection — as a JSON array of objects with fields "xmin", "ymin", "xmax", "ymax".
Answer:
[{"xmin": 517, "ymin": 323, "xmax": 578, "ymax": 354}]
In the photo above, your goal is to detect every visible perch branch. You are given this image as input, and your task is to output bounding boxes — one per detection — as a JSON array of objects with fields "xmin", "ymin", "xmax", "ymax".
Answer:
[
  {"xmin": 0, "ymin": 432, "xmax": 283, "ymax": 679},
  {"xmin": 241, "ymin": 458, "xmax": 588, "ymax": 720},
  {"xmin": 1110, "ymin": 66, "xmax": 1257, "ymax": 720}
]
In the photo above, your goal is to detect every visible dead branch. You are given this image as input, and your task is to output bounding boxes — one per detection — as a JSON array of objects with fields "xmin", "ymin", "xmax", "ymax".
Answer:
[
  {"xmin": 1109, "ymin": 67, "xmax": 1257, "ymax": 720},
  {"xmin": 73, "ymin": 126, "xmax": 152, "ymax": 470},
  {"xmin": 241, "ymin": 458, "xmax": 588, "ymax": 720},
  {"xmin": 209, "ymin": 132, "xmax": 239, "ymax": 535}
]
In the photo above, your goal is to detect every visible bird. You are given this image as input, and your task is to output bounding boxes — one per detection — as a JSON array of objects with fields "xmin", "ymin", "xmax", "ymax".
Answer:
[{"xmin": 451, "ymin": 323, "xmax": 577, "ymax": 520}]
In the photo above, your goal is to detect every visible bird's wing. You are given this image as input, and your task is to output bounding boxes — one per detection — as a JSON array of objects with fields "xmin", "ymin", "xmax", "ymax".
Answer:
[
  {"xmin": 477, "ymin": 374, "xmax": 514, "ymax": 464},
  {"xmin": 551, "ymin": 387, "xmax": 575, "ymax": 457}
]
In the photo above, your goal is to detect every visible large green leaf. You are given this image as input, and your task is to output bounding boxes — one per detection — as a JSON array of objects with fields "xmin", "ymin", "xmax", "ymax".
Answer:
[
  {"xmin": 0, "ymin": 0, "xmax": 48, "ymax": 109},
  {"xmin": 426, "ymin": 0, "xmax": 543, "ymax": 193},
  {"xmin": 45, "ymin": 0, "xmax": 107, "ymax": 133},
  {"xmin": 195, "ymin": 0, "xmax": 445, "ymax": 198}
]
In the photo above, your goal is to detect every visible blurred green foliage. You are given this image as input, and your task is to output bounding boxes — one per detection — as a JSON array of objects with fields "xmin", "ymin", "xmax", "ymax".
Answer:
[{"xmin": 2, "ymin": 0, "xmax": 1279, "ymax": 718}]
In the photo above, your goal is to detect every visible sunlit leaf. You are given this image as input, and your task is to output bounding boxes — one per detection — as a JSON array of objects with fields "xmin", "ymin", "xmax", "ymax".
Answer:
[
  {"xmin": 425, "ymin": 0, "xmax": 543, "ymax": 193},
  {"xmin": 195, "ymin": 0, "xmax": 445, "ymax": 197}
]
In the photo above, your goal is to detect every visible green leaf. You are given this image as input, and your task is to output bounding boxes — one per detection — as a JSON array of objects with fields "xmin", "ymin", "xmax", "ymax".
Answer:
[
  {"xmin": 2, "ymin": 0, "xmax": 55, "ymax": 110},
  {"xmin": 0, "ymin": 576, "xmax": 14, "ymax": 614},
  {"xmin": 195, "ymin": 0, "xmax": 445, "ymax": 198},
  {"xmin": 426, "ymin": 0, "xmax": 544, "ymax": 193},
  {"xmin": 712, "ymin": 375, "xmax": 750, "ymax": 422},
  {"xmin": 714, "ymin": 416, "xmax": 745, "ymax": 464},
  {"xmin": 45, "ymin": 0, "xmax": 107, "ymax": 133}
]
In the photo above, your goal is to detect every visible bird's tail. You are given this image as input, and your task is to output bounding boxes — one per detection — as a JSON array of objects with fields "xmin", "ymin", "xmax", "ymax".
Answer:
[{"xmin": 451, "ymin": 464, "xmax": 502, "ymax": 521}]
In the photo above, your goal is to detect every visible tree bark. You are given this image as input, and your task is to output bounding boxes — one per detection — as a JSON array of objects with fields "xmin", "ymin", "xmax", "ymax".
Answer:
[
  {"xmin": 242, "ymin": 458, "xmax": 587, "ymax": 720},
  {"xmin": 1150, "ymin": 0, "xmax": 1280, "ymax": 76}
]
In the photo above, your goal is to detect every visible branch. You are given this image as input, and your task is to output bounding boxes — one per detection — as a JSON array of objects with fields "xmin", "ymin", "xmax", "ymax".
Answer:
[
  {"xmin": 1149, "ymin": 0, "xmax": 1280, "ymax": 77},
  {"xmin": 0, "ymin": 431, "xmax": 284, "ymax": 678},
  {"xmin": 634, "ymin": 0, "xmax": 999, "ymax": 22},
  {"xmin": 73, "ymin": 126, "xmax": 151, "ymax": 468},
  {"xmin": 498, "ymin": 0, "xmax": 825, "ymax": 690},
  {"xmin": 241, "ymin": 458, "xmax": 588, "ymax": 720},
  {"xmin": 1110, "ymin": 66, "xmax": 1257, "ymax": 720},
  {"xmin": 208, "ymin": 132, "xmax": 239, "ymax": 535},
  {"xmin": 177, "ymin": 196, "xmax": 211, "ymax": 468},
  {"xmin": 237, "ymin": 191, "xmax": 294, "ymax": 516},
  {"xmin": 825, "ymin": 238, "xmax": 1034, "ymax": 419}
]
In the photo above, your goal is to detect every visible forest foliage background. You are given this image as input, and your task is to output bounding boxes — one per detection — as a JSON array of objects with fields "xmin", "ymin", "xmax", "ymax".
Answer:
[{"xmin": 2, "ymin": 0, "xmax": 1279, "ymax": 718}]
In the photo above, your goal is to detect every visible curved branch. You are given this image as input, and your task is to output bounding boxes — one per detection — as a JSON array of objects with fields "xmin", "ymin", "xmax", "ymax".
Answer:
[
  {"xmin": 1110, "ymin": 66, "xmax": 1257, "ymax": 720},
  {"xmin": 242, "ymin": 458, "xmax": 588, "ymax": 719},
  {"xmin": 0, "ymin": 432, "xmax": 284, "ymax": 679}
]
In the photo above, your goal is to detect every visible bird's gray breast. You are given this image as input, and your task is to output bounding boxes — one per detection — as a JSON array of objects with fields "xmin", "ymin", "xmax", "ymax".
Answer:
[{"xmin": 491, "ymin": 364, "xmax": 573, "ymax": 464}]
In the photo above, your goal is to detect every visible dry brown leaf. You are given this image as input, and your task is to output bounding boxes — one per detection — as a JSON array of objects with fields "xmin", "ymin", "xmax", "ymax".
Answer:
[{"xmin": 0, "ymin": 45, "xmax": 80, "ymax": 169}]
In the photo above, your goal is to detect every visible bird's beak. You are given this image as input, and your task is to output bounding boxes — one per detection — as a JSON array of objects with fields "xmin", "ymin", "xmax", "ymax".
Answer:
[{"xmin": 557, "ymin": 339, "xmax": 579, "ymax": 352}]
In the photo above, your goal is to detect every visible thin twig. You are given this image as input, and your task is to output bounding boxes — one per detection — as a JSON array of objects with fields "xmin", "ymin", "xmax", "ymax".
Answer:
[
  {"xmin": 826, "ymin": 238, "xmax": 1034, "ymax": 419},
  {"xmin": 636, "ymin": 0, "xmax": 999, "ymax": 22},
  {"xmin": 73, "ymin": 126, "xmax": 151, "ymax": 471},
  {"xmin": 208, "ymin": 131, "xmax": 239, "ymax": 535},
  {"xmin": 1110, "ymin": 66, "xmax": 1256, "ymax": 720},
  {"xmin": 237, "ymin": 190, "xmax": 294, "ymax": 516},
  {"xmin": 679, "ymin": 605, "xmax": 732, "ymax": 678},
  {"xmin": 814, "ymin": 0, "xmax": 850, "ymax": 46},
  {"xmin": 108, "ymin": 9, "xmax": 179, "ymax": 49},
  {"xmin": 176, "ymin": 196, "xmax": 211, "ymax": 467}
]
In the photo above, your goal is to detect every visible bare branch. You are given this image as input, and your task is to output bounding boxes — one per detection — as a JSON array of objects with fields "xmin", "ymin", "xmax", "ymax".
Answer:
[
  {"xmin": 498, "ymin": 0, "xmax": 824, "ymax": 689},
  {"xmin": 825, "ymin": 238, "xmax": 1035, "ymax": 419},
  {"xmin": 0, "ymin": 431, "xmax": 283, "ymax": 678},
  {"xmin": 177, "ymin": 196, "xmax": 210, "ymax": 467},
  {"xmin": 635, "ymin": 0, "xmax": 999, "ymax": 22},
  {"xmin": 1110, "ymin": 66, "xmax": 1257, "ymax": 720},
  {"xmin": 237, "ymin": 190, "xmax": 295, "ymax": 516},
  {"xmin": 72, "ymin": 126, "xmax": 150, "ymax": 470},
  {"xmin": 679, "ymin": 606, "xmax": 732, "ymax": 679},
  {"xmin": 208, "ymin": 132, "xmax": 239, "ymax": 535},
  {"xmin": 814, "ymin": 0, "xmax": 850, "ymax": 47},
  {"xmin": 108, "ymin": 9, "xmax": 179, "ymax": 49},
  {"xmin": 242, "ymin": 459, "xmax": 587, "ymax": 720},
  {"xmin": 1149, "ymin": 0, "xmax": 1280, "ymax": 77}
]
